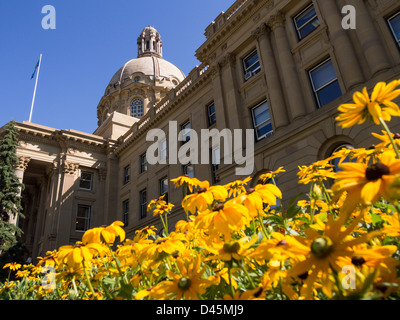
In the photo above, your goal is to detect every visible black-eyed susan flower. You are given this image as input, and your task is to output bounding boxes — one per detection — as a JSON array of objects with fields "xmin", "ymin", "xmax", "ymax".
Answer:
[
  {"xmin": 336, "ymin": 79, "xmax": 400, "ymax": 128},
  {"xmin": 224, "ymin": 176, "xmax": 252, "ymax": 198},
  {"xmin": 332, "ymin": 149, "xmax": 400, "ymax": 217},
  {"xmin": 205, "ymin": 236, "xmax": 258, "ymax": 262},
  {"xmin": 82, "ymin": 221, "xmax": 125, "ymax": 245},
  {"xmin": 284, "ymin": 209, "xmax": 382, "ymax": 299},
  {"xmin": 171, "ymin": 175, "xmax": 202, "ymax": 193},
  {"xmin": 234, "ymin": 184, "xmax": 282, "ymax": 217},
  {"xmin": 182, "ymin": 180, "xmax": 228, "ymax": 214},
  {"xmin": 3, "ymin": 263, "xmax": 22, "ymax": 271},
  {"xmin": 194, "ymin": 200, "xmax": 250, "ymax": 239},
  {"xmin": 57, "ymin": 242, "xmax": 107, "ymax": 269},
  {"xmin": 153, "ymin": 256, "xmax": 215, "ymax": 300}
]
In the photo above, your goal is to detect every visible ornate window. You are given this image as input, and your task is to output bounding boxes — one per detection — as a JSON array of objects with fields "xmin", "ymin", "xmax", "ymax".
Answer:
[
  {"xmin": 79, "ymin": 171, "xmax": 93, "ymax": 190},
  {"xmin": 251, "ymin": 100, "xmax": 273, "ymax": 141},
  {"xmin": 76, "ymin": 205, "xmax": 91, "ymax": 232},
  {"xmin": 139, "ymin": 189, "xmax": 147, "ymax": 219},
  {"xmin": 130, "ymin": 98, "xmax": 144, "ymax": 117},
  {"xmin": 242, "ymin": 49, "xmax": 261, "ymax": 81},
  {"xmin": 308, "ymin": 59, "xmax": 342, "ymax": 108},
  {"xmin": 388, "ymin": 11, "xmax": 400, "ymax": 49},
  {"xmin": 294, "ymin": 3, "xmax": 320, "ymax": 40}
]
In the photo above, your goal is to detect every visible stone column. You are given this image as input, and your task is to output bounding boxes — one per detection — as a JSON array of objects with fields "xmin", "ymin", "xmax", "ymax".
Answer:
[
  {"xmin": 210, "ymin": 63, "xmax": 228, "ymax": 130},
  {"xmin": 252, "ymin": 24, "xmax": 289, "ymax": 130},
  {"xmin": 56, "ymin": 160, "xmax": 79, "ymax": 248},
  {"xmin": 316, "ymin": 0, "xmax": 364, "ymax": 89},
  {"xmin": 11, "ymin": 156, "xmax": 31, "ymax": 226},
  {"xmin": 347, "ymin": 0, "xmax": 391, "ymax": 75},
  {"xmin": 268, "ymin": 12, "xmax": 307, "ymax": 121}
]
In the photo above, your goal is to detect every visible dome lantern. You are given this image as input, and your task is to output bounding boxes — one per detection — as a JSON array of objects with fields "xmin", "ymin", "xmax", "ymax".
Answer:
[{"xmin": 137, "ymin": 26, "xmax": 163, "ymax": 58}]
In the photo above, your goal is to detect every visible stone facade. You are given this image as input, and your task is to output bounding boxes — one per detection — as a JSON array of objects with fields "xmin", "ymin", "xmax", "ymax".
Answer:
[{"xmin": 2, "ymin": 0, "xmax": 400, "ymax": 261}]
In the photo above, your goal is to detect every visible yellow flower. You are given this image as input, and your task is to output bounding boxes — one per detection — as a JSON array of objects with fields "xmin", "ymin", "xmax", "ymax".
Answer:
[
  {"xmin": 171, "ymin": 175, "xmax": 202, "ymax": 193},
  {"xmin": 297, "ymin": 160, "xmax": 336, "ymax": 184},
  {"xmin": 154, "ymin": 256, "xmax": 215, "ymax": 300},
  {"xmin": 57, "ymin": 242, "xmax": 107, "ymax": 268},
  {"xmin": 332, "ymin": 150, "xmax": 400, "ymax": 217},
  {"xmin": 336, "ymin": 79, "xmax": 400, "ymax": 128},
  {"xmin": 3, "ymin": 263, "xmax": 22, "ymax": 271},
  {"xmin": 82, "ymin": 221, "xmax": 125, "ymax": 245},
  {"xmin": 194, "ymin": 200, "xmax": 250, "ymax": 239},
  {"xmin": 223, "ymin": 286, "xmax": 265, "ymax": 300},
  {"xmin": 258, "ymin": 167, "xmax": 286, "ymax": 183},
  {"xmin": 152, "ymin": 202, "xmax": 174, "ymax": 216},
  {"xmin": 182, "ymin": 180, "xmax": 228, "ymax": 214},
  {"xmin": 234, "ymin": 184, "xmax": 282, "ymax": 217},
  {"xmin": 224, "ymin": 176, "xmax": 252, "ymax": 198},
  {"xmin": 285, "ymin": 209, "xmax": 381, "ymax": 299},
  {"xmin": 205, "ymin": 236, "xmax": 258, "ymax": 261}
]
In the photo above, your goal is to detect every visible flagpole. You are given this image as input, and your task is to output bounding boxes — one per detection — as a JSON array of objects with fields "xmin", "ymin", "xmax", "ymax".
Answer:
[{"xmin": 29, "ymin": 53, "xmax": 42, "ymax": 123}]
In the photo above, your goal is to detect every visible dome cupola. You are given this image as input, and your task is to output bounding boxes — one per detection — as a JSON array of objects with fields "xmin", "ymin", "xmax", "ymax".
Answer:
[{"xmin": 137, "ymin": 26, "xmax": 163, "ymax": 58}]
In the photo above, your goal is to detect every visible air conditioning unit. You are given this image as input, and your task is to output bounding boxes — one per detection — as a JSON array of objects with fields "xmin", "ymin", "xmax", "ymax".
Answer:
[{"xmin": 244, "ymin": 71, "xmax": 252, "ymax": 81}]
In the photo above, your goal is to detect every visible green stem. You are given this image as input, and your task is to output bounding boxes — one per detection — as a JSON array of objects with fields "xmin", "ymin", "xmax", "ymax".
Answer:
[
  {"xmin": 227, "ymin": 262, "xmax": 235, "ymax": 298},
  {"xmin": 82, "ymin": 261, "xmax": 97, "ymax": 300},
  {"xmin": 309, "ymin": 183, "xmax": 316, "ymax": 223},
  {"xmin": 241, "ymin": 261, "xmax": 256, "ymax": 289},
  {"xmin": 257, "ymin": 211, "xmax": 269, "ymax": 239},
  {"xmin": 379, "ymin": 117, "xmax": 400, "ymax": 159}
]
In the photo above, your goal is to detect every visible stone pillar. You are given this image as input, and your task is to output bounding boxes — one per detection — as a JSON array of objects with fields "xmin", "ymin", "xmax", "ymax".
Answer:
[
  {"xmin": 210, "ymin": 63, "xmax": 228, "ymax": 130},
  {"xmin": 316, "ymin": 0, "xmax": 364, "ymax": 89},
  {"xmin": 11, "ymin": 156, "xmax": 31, "ymax": 226},
  {"xmin": 268, "ymin": 12, "xmax": 307, "ymax": 121},
  {"xmin": 252, "ymin": 24, "xmax": 289, "ymax": 130},
  {"xmin": 347, "ymin": 0, "xmax": 391, "ymax": 75},
  {"xmin": 56, "ymin": 160, "xmax": 79, "ymax": 248}
]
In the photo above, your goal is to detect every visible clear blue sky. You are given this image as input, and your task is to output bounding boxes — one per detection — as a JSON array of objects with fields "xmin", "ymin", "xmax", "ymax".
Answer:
[{"xmin": 0, "ymin": 0, "xmax": 234, "ymax": 134}]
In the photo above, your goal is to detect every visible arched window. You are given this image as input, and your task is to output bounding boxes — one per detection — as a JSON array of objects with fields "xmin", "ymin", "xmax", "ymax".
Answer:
[
  {"xmin": 330, "ymin": 144, "xmax": 355, "ymax": 172},
  {"xmin": 130, "ymin": 99, "xmax": 144, "ymax": 117}
]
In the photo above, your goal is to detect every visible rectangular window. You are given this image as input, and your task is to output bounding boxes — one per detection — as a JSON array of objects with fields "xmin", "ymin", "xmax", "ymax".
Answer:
[
  {"xmin": 388, "ymin": 11, "xmax": 400, "ymax": 48},
  {"xmin": 160, "ymin": 177, "xmax": 169, "ymax": 202},
  {"xmin": 76, "ymin": 205, "xmax": 91, "ymax": 232},
  {"xmin": 294, "ymin": 3, "xmax": 320, "ymax": 40},
  {"xmin": 139, "ymin": 189, "xmax": 147, "ymax": 219},
  {"xmin": 79, "ymin": 171, "xmax": 93, "ymax": 190},
  {"xmin": 140, "ymin": 153, "xmax": 147, "ymax": 173},
  {"xmin": 251, "ymin": 100, "xmax": 273, "ymax": 141},
  {"xmin": 123, "ymin": 166, "xmax": 130, "ymax": 184},
  {"xmin": 207, "ymin": 102, "xmax": 216, "ymax": 126},
  {"xmin": 309, "ymin": 59, "xmax": 342, "ymax": 108},
  {"xmin": 242, "ymin": 49, "xmax": 261, "ymax": 81},
  {"xmin": 122, "ymin": 200, "xmax": 129, "ymax": 225},
  {"xmin": 180, "ymin": 121, "xmax": 191, "ymax": 144},
  {"xmin": 211, "ymin": 146, "xmax": 220, "ymax": 184},
  {"xmin": 159, "ymin": 138, "xmax": 167, "ymax": 161}
]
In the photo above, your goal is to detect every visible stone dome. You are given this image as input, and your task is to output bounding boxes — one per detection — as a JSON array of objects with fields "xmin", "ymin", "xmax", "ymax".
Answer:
[
  {"xmin": 108, "ymin": 55, "xmax": 185, "ymax": 86},
  {"xmin": 108, "ymin": 26, "xmax": 185, "ymax": 86}
]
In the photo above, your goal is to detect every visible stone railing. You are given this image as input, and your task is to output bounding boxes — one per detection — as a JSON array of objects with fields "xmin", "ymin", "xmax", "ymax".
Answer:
[{"xmin": 204, "ymin": 0, "xmax": 248, "ymax": 39}]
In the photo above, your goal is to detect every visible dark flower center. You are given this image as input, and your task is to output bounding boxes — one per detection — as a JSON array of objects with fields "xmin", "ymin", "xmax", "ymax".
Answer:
[
  {"xmin": 178, "ymin": 277, "xmax": 192, "ymax": 290},
  {"xmin": 365, "ymin": 162, "xmax": 390, "ymax": 181},
  {"xmin": 198, "ymin": 187, "xmax": 207, "ymax": 193},
  {"xmin": 351, "ymin": 256, "xmax": 366, "ymax": 266},
  {"xmin": 223, "ymin": 242, "xmax": 241, "ymax": 254},
  {"xmin": 311, "ymin": 236, "xmax": 333, "ymax": 259},
  {"xmin": 213, "ymin": 203, "xmax": 224, "ymax": 211},
  {"xmin": 246, "ymin": 188, "xmax": 255, "ymax": 194},
  {"xmin": 277, "ymin": 240, "xmax": 288, "ymax": 246}
]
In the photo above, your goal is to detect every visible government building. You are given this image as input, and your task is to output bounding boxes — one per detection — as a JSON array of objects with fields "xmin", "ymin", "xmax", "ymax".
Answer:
[{"xmin": 2, "ymin": 0, "xmax": 400, "ymax": 260}]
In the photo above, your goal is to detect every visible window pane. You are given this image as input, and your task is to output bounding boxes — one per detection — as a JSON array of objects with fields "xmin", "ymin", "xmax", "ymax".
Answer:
[
  {"xmin": 310, "ymin": 60, "xmax": 337, "ymax": 90},
  {"xmin": 253, "ymin": 102, "xmax": 269, "ymax": 126},
  {"xmin": 76, "ymin": 205, "xmax": 90, "ymax": 231},
  {"xmin": 79, "ymin": 172, "xmax": 92, "ymax": 190},
  {"xmin": 389, "ymin": 13, "xmax": 400, "ymax": 41},
  {"xmin": 257, "ymin": 121, "xmax": 273, "ymax": 138},
  {"xmin": 130, "ymin": 99, "xmax": 144, "ymax": 117},
  {"xmin": 140, "ymin": 154, "xmax": 147, "ymax": 173},
  {"xmin": 316, "ymin": 80, "xmax": 342, "ymax": 106},
  {"xmin": 244, "ymin": 51, "xmax": 258, "ymax": 69},
  {"xmin": 296, "ymin": 6, "xmax": 317, "ymax": 28},
  {"xmin": 299, "ymin": 17, "xmax": 320, "ymax": 38}
]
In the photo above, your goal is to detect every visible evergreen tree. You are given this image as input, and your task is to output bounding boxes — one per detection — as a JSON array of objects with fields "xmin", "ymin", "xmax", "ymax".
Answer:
[{"xmin": 0, "ymin": 120, "xmax": 24, "ymax": 253}]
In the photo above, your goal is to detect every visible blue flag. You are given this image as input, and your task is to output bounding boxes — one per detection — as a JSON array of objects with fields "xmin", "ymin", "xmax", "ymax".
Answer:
[{"xmin": 31, "ymin": 59, "xmax": 40, "ymax": 79}]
